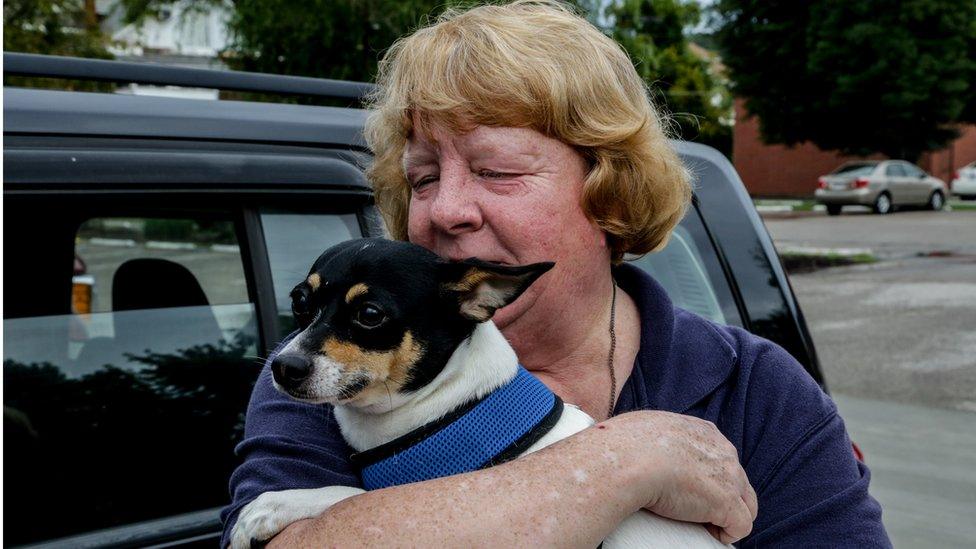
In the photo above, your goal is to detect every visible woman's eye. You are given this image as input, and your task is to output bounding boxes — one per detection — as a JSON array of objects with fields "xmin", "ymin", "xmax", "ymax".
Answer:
[
  {"xmin": 412, "ymin": 175, "xmax": 437, "ymax": 189},
  {"xmin": 478, "ymin": 170, "xmax": 515, "ymax": 179},
  {"xmin": 355, "ymin": 304, "xmax": 386, "ymax": 328}
]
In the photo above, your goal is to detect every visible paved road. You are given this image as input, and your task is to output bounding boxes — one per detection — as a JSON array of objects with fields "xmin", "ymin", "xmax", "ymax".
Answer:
[
  {"xmin": 790, "ymin": 254, "xmax": 976, "ymax": 411},
  {"xmin": 765, "ymin": 210, "xmax": 976, "ymax": 411},
  {"xmin": 764, "ymin": 209, "xmax": 976, "ymax": 547},
  {"xmin": 835, "ymin": 394, "xmax": 976, "ymax": 548},
  {"xmin": 763, "ymin": 209, "xmax": 976, "ymax": 259}
]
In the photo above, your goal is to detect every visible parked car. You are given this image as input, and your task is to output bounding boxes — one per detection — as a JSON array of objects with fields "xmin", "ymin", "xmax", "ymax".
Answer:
[
  {"xmin": 951, "ymin": 160, "xmax": 976, "ymax": 200},
  {"xmin": 3, "ymin": 53, "xmax": 824, "ymax": 548},
  {"xmin": 814, "ymin": 160, "xmax": 949, "ymax": 215}
]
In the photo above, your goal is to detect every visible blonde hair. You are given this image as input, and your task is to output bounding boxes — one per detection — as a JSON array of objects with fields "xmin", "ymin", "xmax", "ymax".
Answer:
[{"xmin": 364, "ymin": 0, "xmax": 691, "ymax": 261}]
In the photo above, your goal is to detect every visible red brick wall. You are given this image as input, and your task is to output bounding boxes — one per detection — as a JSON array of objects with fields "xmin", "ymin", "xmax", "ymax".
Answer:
[
  {"xmin": 732, "ymin": 99, "xmax": 976, "ymax": 197},
  {"xmin": 922, "ymin": 125, "xmax": 976, "ymax": 185}
]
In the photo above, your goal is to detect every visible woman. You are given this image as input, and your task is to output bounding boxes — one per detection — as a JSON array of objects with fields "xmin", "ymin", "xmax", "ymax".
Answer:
[{"xmin": 222, "ymin": 1, "xmax": 889, "ymax": 546}]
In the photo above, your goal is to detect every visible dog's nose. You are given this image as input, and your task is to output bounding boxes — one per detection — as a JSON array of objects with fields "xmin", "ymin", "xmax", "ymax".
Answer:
[{"xmin": 271, "ymin": 354, "xmax": 313, "ymax": 389}]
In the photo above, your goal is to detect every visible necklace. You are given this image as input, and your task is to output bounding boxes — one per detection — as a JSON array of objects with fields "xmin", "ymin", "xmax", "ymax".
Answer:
[{"xmin": 607, "ymin": 281, "xmax": 618, "ymax": 420}]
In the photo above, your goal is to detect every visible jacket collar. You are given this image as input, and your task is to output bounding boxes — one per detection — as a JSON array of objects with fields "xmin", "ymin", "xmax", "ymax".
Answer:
[{"xmin": 613, "ymin": 263, "xmax": 738, "ymax": 414}]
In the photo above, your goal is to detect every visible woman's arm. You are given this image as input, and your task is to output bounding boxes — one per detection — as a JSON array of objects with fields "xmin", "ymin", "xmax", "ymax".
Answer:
[{"xmin": 269, "ymin": 411, "xmax": 757, "ymax": 547}]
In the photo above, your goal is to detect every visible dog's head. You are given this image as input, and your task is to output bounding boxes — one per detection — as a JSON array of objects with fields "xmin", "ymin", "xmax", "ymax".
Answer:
[{"xmin": 270, "ymin": 238, "xmax": 553, "ymax": 408}]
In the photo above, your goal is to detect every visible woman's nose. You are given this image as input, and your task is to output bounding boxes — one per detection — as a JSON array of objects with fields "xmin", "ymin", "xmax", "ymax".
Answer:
[{"xmin": 428, "ymin": 169, "xmax": 483, "ymax": 234}]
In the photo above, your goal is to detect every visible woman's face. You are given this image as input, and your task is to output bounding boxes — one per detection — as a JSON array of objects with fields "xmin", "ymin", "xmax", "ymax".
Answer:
[{"xmin": 404, "ymin": 121, "xmax": 611, "ymax": 329}]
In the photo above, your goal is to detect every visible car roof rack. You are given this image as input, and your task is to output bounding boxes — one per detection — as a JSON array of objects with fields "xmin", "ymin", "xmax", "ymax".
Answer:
[{"xmin": 3, "ymin": 52, "xmax": 376, "ymax": 102}]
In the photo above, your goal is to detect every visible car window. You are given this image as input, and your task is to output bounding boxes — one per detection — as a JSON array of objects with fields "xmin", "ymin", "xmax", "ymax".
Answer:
[
  {"xmin": 886, "ymin": 163, "xmax": 907, "ymax": 177},
  {"xmin": 903, "ymin": 163, "xmax": 924, "ymax": 177},
  {"xmin": 832, "ymin": 163, "xmax": 877, "ymax": 176},
  {"xmin": 628, "ymin": 207, "xmax": 743, "ymax": 327},
  {"xmin": 3, "ymin": 215, "xmax": 261, "ymax": 546},
  {"xmin": 260, "ymin": 210, "xmax": 361, "ymax": 339}
]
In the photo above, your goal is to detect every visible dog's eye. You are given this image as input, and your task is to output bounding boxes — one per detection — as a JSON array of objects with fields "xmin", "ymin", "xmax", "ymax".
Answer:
[
  {"xmin": 291, "ymin": 288, "xmax": 314, "ymax": 328},
  {"xmin": 354, "ymin": 303, "xmax": 386, "ymax": 329}
]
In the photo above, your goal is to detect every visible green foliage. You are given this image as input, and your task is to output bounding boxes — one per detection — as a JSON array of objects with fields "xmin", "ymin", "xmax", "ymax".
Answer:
[
  {"xmin": 143, "ymin": 218, "xmax": 237, "ymax": 245},
  {"xmin": 4, "ymin": 0, "xmax": 115, "ymax": 91},
  {"xmin": 117, "ymin": 0, "xmax": 732, "ymax": 152},
  {"xmin": 715, "ymin": 0, "xmax": 976, "ymax": 161},
  {"xmin": 227, "ymin": 0, "xmax": 438, "ymax": 82},
  {"xmin": 606, "ymin": 0, "xmax": 733, "ymax": 155},
  {"xmin": 119, "ymin": 0, "xmax": 472, "ymax": 83}
]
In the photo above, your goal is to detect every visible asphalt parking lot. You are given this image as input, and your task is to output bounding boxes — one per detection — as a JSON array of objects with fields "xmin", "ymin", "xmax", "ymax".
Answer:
[
  {"xmin": 764, "ymin": 209, "xmax": 976, "ymax": 411},
  {"xmin": 763, "ymin": 208, "xmax": 976, "ymax": 548}
]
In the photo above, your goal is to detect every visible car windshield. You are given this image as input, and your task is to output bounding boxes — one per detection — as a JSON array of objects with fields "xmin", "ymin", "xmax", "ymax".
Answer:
[{"xmin": 831, "ymin": 163, "xmax": 877, "ymax": 177}]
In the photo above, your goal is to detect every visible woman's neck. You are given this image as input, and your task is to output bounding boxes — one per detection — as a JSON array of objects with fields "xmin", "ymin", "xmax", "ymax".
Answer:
[{"xmin": 501, "ymin": 271, "xmax": 642, "ymax": 421}]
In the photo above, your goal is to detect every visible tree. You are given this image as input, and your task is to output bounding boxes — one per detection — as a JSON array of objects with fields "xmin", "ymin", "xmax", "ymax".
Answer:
[
  {"xmin": 4, "ymin": 0, "xmax": 114, "ymax": 91},
  {"xmin": 715, "ymin": 0, "xmax": 976, "ymax": 161},
  {"xmin": 120, "ymin": 0, "xmax": 464, "ymax": 83},
  {"xmin": 606, "ymin": 0, "xmax": 733, "ymax": 155}
]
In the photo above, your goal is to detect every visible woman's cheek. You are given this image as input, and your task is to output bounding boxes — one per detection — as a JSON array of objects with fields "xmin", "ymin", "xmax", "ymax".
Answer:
[{"xmin": 406, "ymin": 197, "xmax": 429, "ymax": 243}]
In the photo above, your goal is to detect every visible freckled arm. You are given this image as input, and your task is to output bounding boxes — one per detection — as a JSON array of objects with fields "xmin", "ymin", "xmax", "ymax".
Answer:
[{"xmin": 268, "ymin": 418, "xmax": 646, "ymax": 548}]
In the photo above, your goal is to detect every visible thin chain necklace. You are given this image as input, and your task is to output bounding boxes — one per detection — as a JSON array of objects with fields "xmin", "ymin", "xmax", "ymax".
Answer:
[{"xmin": 607, "ymin": 281, "xmax": 618, "ymax": 420}]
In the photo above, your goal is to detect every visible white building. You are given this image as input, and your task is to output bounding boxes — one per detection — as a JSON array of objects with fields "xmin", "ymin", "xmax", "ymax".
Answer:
[{"xmin": 98, "ymin": 0, "xmax": 232, "ymax": 99}]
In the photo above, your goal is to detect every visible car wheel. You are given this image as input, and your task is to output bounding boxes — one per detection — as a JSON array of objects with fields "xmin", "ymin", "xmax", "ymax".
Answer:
[
  {"xmin": 873, "ymin": 193, "xmax": 892, "ymax": 215},
  {"xmin": 928, "ymin": 191, "xmax": 945, "ymax": 211},
  {"xmin": 826, "ymin": 204, "xmax": 843, "ymax": 216}
]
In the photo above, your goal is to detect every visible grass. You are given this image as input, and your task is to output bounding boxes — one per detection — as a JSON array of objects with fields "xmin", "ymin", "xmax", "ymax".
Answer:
[
  {"xmin": 948, "ymin": 200, "xmax": 976, "ymax": 211},
  {"xmin": 779, "ymin": 250, "xmax": 877, "ymax": 273},
  {"xmin": 753, "ymin": 199, "xmax": 818, "ymax": 211}
]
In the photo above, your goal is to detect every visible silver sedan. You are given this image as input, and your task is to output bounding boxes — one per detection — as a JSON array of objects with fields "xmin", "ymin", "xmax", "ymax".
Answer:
[{"xmin": 815, "ymin": 160, "xmax": 949, "ymax": 215}]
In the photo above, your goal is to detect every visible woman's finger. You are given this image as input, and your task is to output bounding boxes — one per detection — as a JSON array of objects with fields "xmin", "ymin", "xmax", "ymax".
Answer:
[
  {"xmin": 714, "ymin": 496, "xmax": 754, "ymax": 544},
  {"xmin": 743, "ymin": 484, "xmax": 759, "ymax": 521}
]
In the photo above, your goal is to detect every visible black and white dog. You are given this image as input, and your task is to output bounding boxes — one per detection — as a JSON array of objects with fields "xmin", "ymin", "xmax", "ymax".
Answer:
[{"xmin": 231, "ymin": 238, "xmax": 726, "ymax": 548}]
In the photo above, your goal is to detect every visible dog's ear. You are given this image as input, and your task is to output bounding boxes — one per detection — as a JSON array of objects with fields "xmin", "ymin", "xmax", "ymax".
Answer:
[{"xmin": 439, "ymin": 259, "xmax": 554, "ymax": 322}]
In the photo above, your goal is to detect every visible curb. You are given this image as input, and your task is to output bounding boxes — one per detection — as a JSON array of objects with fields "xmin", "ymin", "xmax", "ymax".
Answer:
[{"xmin": 778, "ymin": 246, "xmax": 874, "ymax": 257}]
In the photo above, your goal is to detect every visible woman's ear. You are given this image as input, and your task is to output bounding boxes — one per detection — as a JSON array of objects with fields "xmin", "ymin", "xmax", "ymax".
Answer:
[{"xmin": 439, "ymin": 259, "xmax": 555, "ymax": 322}]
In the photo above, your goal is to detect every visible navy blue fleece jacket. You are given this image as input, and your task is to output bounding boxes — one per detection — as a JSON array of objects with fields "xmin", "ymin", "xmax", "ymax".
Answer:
[{"xmin": 221, "ymin": 264, "xmax": 890, "ymax": 547}]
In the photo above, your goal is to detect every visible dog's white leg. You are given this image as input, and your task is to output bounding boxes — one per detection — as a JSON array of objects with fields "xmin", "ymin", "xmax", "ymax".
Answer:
[
  {"xmin": 604, "ymin": 509, "xmax": 730, "ymax": 548},
  {"xmin": 229, "ymin": 486, "xmax": 365, "ymax": 548}
]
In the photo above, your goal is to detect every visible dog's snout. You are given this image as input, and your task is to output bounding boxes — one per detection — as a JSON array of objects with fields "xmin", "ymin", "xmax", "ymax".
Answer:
[{"xmin": 272, "ymin": 354, "xmax": 313, "ymax": 389}]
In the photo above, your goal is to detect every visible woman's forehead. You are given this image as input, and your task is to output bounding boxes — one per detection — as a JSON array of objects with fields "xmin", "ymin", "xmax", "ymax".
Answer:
[{"xmin": 404, "ymin": 124, "xmax": 545, "ymax": 159}]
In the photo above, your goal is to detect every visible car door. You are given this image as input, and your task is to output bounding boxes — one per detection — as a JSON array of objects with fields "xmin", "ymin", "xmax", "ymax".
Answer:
[
  {"xmin": 3, "ymin": 138, "xmax": 376, "ymax": 548},
  {"xmin": 884, "ymin": 162, "xmax": 908, "ymax": 205},
  {"xmin": 903, "ymin": 162, "xmax": 931, "ymax": 203}
]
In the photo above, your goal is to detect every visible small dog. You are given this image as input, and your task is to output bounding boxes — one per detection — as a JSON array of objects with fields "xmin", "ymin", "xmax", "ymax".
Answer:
[{"xmin": 231, "ymin": 238, "xmax": 726, "ymax": 548}]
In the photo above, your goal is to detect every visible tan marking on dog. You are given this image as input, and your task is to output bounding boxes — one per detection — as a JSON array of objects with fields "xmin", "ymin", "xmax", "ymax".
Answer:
[
  {"xmin": 447, "ymin": 268, "xmax": 492, "ymax": 292},
  {"xmin": 307, "ymin": 273, "xmax": 322, "ymax": 291},
  {"xmin": 345, "ymin": 283, "xmax": 369, "ymax": 303},
  {"xmin": 322, "ymin": 332, "xmax": 424, "ymax": 396},
  {"xmin": 447, "ymin": 268, "xmax": 513, "ymax": 322}
]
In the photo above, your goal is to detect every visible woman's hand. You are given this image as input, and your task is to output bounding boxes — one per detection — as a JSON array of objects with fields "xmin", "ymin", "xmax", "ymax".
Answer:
[{"xmin": 607, "ymin": 411, "xmax": 758, "ymax": 544}]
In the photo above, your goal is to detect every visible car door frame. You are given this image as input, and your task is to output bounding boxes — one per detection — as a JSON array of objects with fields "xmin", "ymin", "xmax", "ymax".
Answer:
[
  {"xmin": 3, "ymin": 136, "xmax": 380, "ymax": 548},
  {"xmin": 675, "ymin": 142, "xmax": 824, "ymax": 387},
  {"xmin": 5, "ymin": 135, "xmax": 826, "ymax": 549}
]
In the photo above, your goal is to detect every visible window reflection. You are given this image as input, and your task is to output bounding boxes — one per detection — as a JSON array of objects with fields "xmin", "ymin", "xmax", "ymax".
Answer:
[{"xmin": 3, "ymin": 215, "xmax": 261, "ymax": 545}]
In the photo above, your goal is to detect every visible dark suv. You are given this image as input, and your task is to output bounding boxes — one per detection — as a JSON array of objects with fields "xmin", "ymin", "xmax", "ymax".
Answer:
[{"xmin": 3, "ymin": 53, "xmax": 822, "ymax": 548}]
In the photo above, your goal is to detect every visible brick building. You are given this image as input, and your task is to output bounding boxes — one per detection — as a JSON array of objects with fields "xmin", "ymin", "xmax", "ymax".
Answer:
[{"xmin": 732, "ymin": 99, "xmax": 976, "ymax": 198}]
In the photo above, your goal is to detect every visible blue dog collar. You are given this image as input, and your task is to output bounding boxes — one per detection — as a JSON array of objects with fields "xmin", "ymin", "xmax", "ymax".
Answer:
[{"xmin": 350, "ymin": 366, "xmax": 563, "ymax": 490}]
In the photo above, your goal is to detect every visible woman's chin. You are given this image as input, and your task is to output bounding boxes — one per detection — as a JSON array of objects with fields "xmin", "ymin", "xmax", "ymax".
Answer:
[{"xmin": 491, "ymin": 299, "xmax": 530, "ymax": 331}]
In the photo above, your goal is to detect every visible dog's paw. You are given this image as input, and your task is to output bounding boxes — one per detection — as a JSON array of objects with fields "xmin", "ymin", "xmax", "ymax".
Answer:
[
  {"xmin": 230, "ymin": 486, "xmax": 365, "ymax": 549},
  {"xmin": 230, "ymin": 491, "xmax": 296, "ymax": 549}
]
